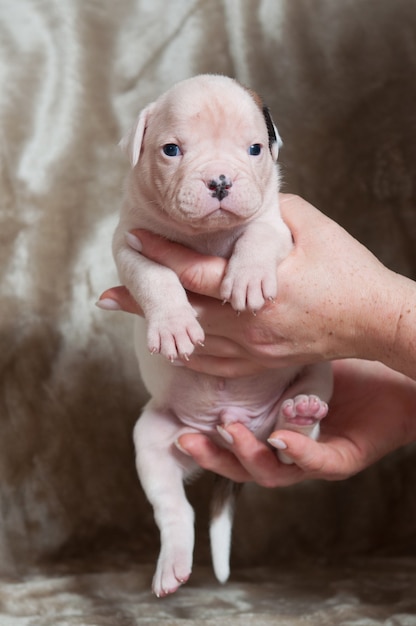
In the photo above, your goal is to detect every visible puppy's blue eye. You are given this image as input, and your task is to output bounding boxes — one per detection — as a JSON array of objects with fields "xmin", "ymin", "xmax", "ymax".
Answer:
[
  {"xmin": 163, "ymin": 144, "xmax": 182, "ymax": 157},
  {"xmin": 248, "ymin": 144, "xmax": 262, "ymax": 156}
]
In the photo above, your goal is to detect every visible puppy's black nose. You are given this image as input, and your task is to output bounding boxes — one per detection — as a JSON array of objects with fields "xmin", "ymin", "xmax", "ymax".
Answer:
[{"xmin": 208, "ymin": 174, "xmax": 232, "ymax": 201}]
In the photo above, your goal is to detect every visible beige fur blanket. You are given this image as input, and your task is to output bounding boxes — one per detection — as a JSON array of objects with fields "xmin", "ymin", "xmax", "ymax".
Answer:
[{"xmin": 1, "ymin": 0, "xmax": 416, "ymax": 623}]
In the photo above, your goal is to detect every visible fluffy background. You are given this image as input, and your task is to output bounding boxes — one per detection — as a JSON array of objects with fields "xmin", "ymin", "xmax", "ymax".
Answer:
[{"xmin": 1, "ymin": 0, "xmax": 416, "ymax": 623}]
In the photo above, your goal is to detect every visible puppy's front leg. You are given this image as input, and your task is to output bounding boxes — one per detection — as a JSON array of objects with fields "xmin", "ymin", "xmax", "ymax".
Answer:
[
  {"xmin": 134, "ymin": 401, "xmax": 199, "ymax": 597},
  {"xmin": 113, "ymin": 239, "xmax": 205, "ymax": 360},
  {"xmin": 220, "ymin": 217, "xmax": 292, "ymax": 313}
]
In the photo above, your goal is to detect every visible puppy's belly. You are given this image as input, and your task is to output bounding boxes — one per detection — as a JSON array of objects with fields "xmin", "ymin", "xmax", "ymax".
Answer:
[{"xmin": 135, "ymin": 319, "xmax": 300, "ymax": 439}]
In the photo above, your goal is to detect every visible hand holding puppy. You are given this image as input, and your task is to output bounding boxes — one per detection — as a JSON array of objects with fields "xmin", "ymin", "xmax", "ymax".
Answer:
[
  {"xmin": 99, "ymin": 193, "xmax": 416, "ymax": 485},
  {"xmin": 103, "ymin": 193, "xmax": 415, "ymax": 376}
]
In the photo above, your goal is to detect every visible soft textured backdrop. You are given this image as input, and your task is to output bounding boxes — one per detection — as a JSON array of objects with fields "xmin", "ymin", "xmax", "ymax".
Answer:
[{"xmin": 1, "ymin": 0, "xmax": 416, "ymax": 624}]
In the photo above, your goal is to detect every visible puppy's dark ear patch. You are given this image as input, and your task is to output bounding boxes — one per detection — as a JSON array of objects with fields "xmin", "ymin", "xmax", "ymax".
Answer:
[
  {"xmin": 263, "ymin": 106, "xmax": 278, "ymax": 151},
  {"xmin": 240, "ymin": 82, "xmax": 281, "ymax": 159}
]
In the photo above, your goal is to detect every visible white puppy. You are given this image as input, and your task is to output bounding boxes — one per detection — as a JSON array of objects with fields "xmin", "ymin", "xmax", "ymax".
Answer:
[{"xmin": 112, "ymin": 75, "xmax": 332, "ymax": 597}]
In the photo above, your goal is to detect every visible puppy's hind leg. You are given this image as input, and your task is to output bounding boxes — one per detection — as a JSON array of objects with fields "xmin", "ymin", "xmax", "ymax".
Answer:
[
  {"xmin": 274, "ymin": 362, "xmax": 333, "ymax": 464},
  {"xmin": 133, "ymin": 402, "xmax": 199, "ymax": 597}
]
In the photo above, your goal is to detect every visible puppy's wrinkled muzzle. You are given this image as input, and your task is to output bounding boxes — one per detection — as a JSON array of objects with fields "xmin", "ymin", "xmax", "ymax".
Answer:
[{"xmin": 208, "ymin": 174, "xmax": 233, "ymax": 201}]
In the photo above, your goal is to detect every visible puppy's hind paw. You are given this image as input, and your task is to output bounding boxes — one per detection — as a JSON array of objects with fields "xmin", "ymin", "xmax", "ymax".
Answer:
[
  {"xmin": 279, "ymin": 394, "xmax": 328, "ymax": 429},
  {"xmin": 152, "ymin": 553, "xmax": 192, "ymax": 598},
  {"xmin": 275, "ymin": 394, "xmax": 328, "ymax": 465}
]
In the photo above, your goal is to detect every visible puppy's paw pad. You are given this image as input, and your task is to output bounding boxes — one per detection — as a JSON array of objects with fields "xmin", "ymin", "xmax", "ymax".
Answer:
[
  {"xmin": 280, "ymin": 394, "xmax": 328, "ymax": 427},
  {"xmin": 275, "ymin": 395, "xmax": 327, "ymax": 465}
]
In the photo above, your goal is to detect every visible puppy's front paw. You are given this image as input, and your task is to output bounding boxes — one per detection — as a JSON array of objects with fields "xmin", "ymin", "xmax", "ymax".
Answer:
[
  {"xmin": 220, "ymin": 265, "xmax": 277, "ymax": 313},
  {"xmin": 147, "ymin": 306, "xmax": 205, "ymax": 362}
]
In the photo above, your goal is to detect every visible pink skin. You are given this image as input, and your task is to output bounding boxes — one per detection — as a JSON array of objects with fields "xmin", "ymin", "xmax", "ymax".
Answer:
[
  {"xmin": 281, "ymin": 394, "xmax": 328, "ymax": 427},
  {"xmin": 273, "ymin": 393, "xmax": 328, "ymax": 465}
]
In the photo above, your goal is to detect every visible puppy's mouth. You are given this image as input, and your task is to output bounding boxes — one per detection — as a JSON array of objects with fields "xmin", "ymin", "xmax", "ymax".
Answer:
[
  {"xmin": 174, "ymin": 180, "xmax": 262, "ymax": 227},
  {"xmin": 208, "ymin": 203, "xmax": 236, "ymax": 216},
  {"xmin": 207, "ymin": 187, "xmax": 258, "ymax": 216},
  {"xmin": 196, "ymin": 203, "xmax": 251, "ymax": 223},
  {"xmin": 178, "ymin": 204, "xmax": 260, "ymax": 234},
  {"xmin": 169, "ymin": 205, "xmax": 247, "ymax": 234}
]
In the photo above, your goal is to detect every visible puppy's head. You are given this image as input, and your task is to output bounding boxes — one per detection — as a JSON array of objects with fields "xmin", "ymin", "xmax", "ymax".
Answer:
[{"xmin": 122, "ymin": 75, "xmax": 282, "ymax": 232}]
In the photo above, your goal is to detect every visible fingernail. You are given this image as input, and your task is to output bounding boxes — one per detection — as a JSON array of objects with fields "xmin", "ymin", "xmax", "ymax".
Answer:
[
  {"xmin": 217, "ymin": 425, "xmax": 234, "ymax": 445},
  {"xmin": 126, "ymin": 232, "xmax": 143, "ymax": 252},
  {"xmin": 267, "ymin": 437, "xmax": 288, "ymax": 450},
  {"xmin": 171, "ymin": 359, "xmax": 185, "ymax": 367},
  {"xmin": 174, "ymin": 439, "xmax": 191, "ymax": 456},
  {"xmin": 95, "ymin": 298, "xmax": 121, "ymax": 311}
]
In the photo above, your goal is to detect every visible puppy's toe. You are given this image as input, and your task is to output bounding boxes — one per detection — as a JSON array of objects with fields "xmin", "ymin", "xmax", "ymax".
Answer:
[
  {"xmin": 245, "ymin": 284, "xmax": 267, "ymax": 314},
  {"xmin": 261, "ymin": 275, "xmax": 278, "ymax": 303},
  {"xmin": 186, "ymin": 319, "xmax": 205, "ymax": 351},
  {"xmin": 147, "ymin": 307, "xmax": 204, "ymax": 362},
  {"xmin": 279, "ymin": 394, "xmax": 328, "ymax": 429},
  {"xmin": 152, "ymin": 553, "xmax": 192, "ymax": 598}
]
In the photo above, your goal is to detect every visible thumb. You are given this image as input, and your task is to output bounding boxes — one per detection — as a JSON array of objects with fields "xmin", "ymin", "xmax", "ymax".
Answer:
[
  {"xmin": 268, "ymin": 430, "xmax": 357, "ymax": 480},
  {"xmin": 97, "ymin": 286, "xmax": 143, "ymax": 315}
]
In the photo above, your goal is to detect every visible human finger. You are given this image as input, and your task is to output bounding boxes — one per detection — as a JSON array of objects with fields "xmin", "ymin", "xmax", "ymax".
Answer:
[
  {"xmin": 267, "ymin": 429, "xmax": 363, "ymax": 480},
  {"xmin": 96, "ymin": 286, "xmax": 142, "ymax": 315},
  {"xmin": 177, "ymin": 433, "xmax": 253, "ymax": 483},
  {"xmin": 183, "ymin": 353, "xmax": 267, "ymax": 378},
  {"xmin": 215, "ymin": 423, "xmax": 304, "ymax": 487},
  {"xmin": 130, "ymin": 229, "xmax": 227, "ymax": 298}
]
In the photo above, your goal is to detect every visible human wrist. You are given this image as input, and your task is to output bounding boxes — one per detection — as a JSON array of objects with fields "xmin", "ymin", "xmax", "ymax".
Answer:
[
  {"xmin": 358, "ymin": 269, "xmax": 416, "ymax": 379},
  {"xmin": 384, "ymin": 272, "xmax": 416, "ymax": 379}
]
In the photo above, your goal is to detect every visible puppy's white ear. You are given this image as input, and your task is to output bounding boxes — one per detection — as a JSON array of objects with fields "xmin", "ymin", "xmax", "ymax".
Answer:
[
  {"xmin": 263, "ymin": 106, "xmax": 283, "ymax": 161},
  {"xmin": 119, "ymin": 102, "xmax": 156, "ymax": 167}
]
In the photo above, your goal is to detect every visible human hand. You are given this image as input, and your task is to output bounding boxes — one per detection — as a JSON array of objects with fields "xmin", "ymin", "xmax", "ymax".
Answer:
[
  {"xmin": 175, "ymin": 359, "xmax": 416, "ymax": 485},
  {"xmin": 98, "ymin": 194, "xmax": 399, "ymax": 376}
]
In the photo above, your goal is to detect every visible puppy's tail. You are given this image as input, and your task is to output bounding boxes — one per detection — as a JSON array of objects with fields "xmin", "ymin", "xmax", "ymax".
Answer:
[{"xmin": 209, "ymin": 477, "xmax": 241, "ymax": 584}]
